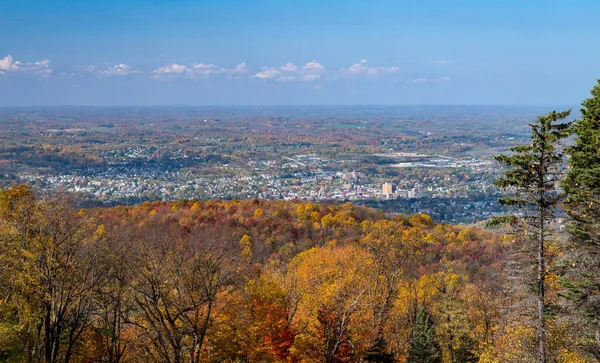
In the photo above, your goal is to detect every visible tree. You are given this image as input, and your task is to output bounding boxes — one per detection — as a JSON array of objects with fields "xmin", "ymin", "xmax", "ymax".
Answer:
[
  {"xmin": 358, "ymin": 219, "xmax": 419, "ymax": 359},
  {"xmin": 364, "ymin": 337, "xmax": 395, "ymax": 363},
  {"xmin": 0, "ymin": 186, "xmax": 107, "ymax": 363},
  {"xmin": 492, "ymin": 110, "xmax": 571, "ymax": 363},
  {"xmin": 406, "ymin": 307, "xmax": 441, "ymax": 363},
  {"xmin": 130, "ymin": 223, "xmax": 245, "ymax": 363},
  {"xmin": 206, "ymin": 272, "xmax": 296, "ymax": 363},
  {"xmin": 92, "ymin": 224, "xmax": 138, "ymax": 363},
  {"xmin": 286, "ymin": 245, "xmax": 372, "ymax": 362},
  {"xmin": 0, "ymin": 185, "xmax": 38, "ymax": 361},
  {"xmin": 563, "ymin": 80, "xmax": 600, "ymax": 360},
  {"xmin": 452, "ymin": 334, "xmax": 479, "ymax": 363},
  {"xmin": 430, "ymin": 269, "xmax": 479, "ymax": 363}
]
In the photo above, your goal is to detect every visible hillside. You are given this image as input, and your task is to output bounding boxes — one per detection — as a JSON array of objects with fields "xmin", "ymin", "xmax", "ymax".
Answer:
[{"xmin": 0, "ymin": 186, "xmax": 586, "ymax": 362}]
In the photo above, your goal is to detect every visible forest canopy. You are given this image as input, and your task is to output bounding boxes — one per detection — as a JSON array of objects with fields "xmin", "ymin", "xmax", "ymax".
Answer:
[{"xmin": 0, "ymin": 185, "xmax": 587, "ymax": 362}]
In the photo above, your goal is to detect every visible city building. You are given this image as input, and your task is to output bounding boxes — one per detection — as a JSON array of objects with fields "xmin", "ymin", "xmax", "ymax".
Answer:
[{"xmin": 382, "ymin": 182, "xmax": 397, "ymax": 195}]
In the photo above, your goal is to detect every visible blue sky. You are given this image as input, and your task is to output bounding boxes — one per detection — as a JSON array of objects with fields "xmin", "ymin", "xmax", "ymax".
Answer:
[{"xmin": 1, "ymin": 0, "xmax": 599, "ymax": 106}]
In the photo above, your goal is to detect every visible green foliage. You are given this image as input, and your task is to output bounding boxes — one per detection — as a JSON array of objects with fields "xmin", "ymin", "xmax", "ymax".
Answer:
[
  {"xmin": 563, "ymin": 80, "xmax": 600, "ymax": 359},
  {"xmin": 493, "ymin": 109, "xmax": 571, "ymax": 363},
  {"xmin": 407, "ymin": 308, "xmax": 442, "ymax": 363},
  {"xmin": 494, "ymin": 110, "xmax": 571, "ymax": 211},
  {"xmin": 485, "ymin": 214, "xmax": 517, "ymax": 227},
  {"xmin": 452, "ymin": 334, "xmax": 479, "ymax": 363},
  {"xmin": 365, "ymin": 337, "xmax": 395, "ymax": 363},
  {"xmin": 0, "ymin": 185, "xmax": 104, "ymax": 363}
]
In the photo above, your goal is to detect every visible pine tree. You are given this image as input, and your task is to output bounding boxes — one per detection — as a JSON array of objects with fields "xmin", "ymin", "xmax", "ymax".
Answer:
[
  {"xmin": 452, "ymin": 334, "xmax": 479, "ymax": 363},
  {"xmin": 491, "ymin": 110, "xmax": 571, "ymax": 363},
  {"xmin": 406, "ymin": 308, "xmax": 442, "ymax": 363},
  {"xmin": 364, "ymin": 337, "xmax": 395, "ymax": 363},
  {"xmin": 563, "ymin": 80, "xmax": 600, "ymax": 360}
]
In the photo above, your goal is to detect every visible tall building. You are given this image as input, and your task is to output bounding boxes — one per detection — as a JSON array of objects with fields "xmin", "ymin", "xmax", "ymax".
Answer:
[{"xmin": 382, "ymin": 183, "xmax": 397, "ymax": 195}]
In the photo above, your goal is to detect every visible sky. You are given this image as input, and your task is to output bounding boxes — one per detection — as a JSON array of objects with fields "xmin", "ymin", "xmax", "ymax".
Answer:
[{"xmin": 1, "ymin": 0, "xmax": 599, "ymax": 106}]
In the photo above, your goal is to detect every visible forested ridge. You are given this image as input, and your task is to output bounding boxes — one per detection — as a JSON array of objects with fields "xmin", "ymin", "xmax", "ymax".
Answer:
[
  {"xmin": 0, "ymin": 190, "xmax": 586, "ymax": 363},
  {"xmin": 0, "ymin": 191, "xmax": 508, "ymax": 362},
  {"xmin": 2, "ymin": 81, "xmax": 600, "ymax": 362}
]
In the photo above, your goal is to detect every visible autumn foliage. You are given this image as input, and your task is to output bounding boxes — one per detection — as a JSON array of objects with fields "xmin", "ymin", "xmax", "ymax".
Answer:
[{"xmin": 0, "ymin": 186, "xmax": 587, "ymax": 362}]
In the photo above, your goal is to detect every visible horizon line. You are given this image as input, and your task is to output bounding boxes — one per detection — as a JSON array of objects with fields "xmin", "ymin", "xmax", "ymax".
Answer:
[{"xmin": 0, "ymin": 103, "xmax": 577, "ymax": 108}]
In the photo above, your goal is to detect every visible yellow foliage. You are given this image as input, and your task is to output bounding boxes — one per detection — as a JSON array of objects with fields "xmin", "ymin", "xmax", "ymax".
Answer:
[
  {"xmin": 556, "ymin": 349, "xmax": 589, "ymax": 363},
  {"xmin": 457, "ymin": 229, "xmax": 476, "ymax": 243},
  {"xmin": 287, "ymin": 244, "xmax": 374, "ymax": 321},
  {"xmin": 424, "ymin": 233, "xmax": 438, "ymax": 244},
  {"xmin": 359, "ymin": 220, "xmax": 372, "ymax": 233},
  {"xmin": 310, "ymin": 211, "xmax": 321, "ymax": 223},
  {"xmin": 296, "ymin": 203, "xmax": 315, "ymax": 221},
  {"xmin": 240, "ymin": 234, "xmax": 252, "ymax": 259},
  {"xmin": 409, "ymin": 213, "xmax": 433, "ymax": 227},
  {"xmin": 321, "ymin": 213, "xmax": 335, "ymax": 228},
  {"xmin": 478, "ymin": 323, "xmax": 536, "ymax": 363},
  {"xmin": 286, "ymin": 244, "xmax": 378, "ymax": 359},
  {"xmin": 95, "ymin": 224, "xmax": 106, "ymax": 237},
  {"xmin": 546, "ymin": 272, "xmax": 561, "ymax": 290}
]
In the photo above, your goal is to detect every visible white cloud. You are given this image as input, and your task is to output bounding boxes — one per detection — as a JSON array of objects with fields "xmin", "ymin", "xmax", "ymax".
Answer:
[
  {"xmin": 302, "ymin": 60, "xmax": 324, "ymax": 72},
  {"xmin": 152, "ymin": 62, "xmax": 247, "ymax": 79},
  {"xmin": 254, "ymin": 60, "xmax": 324, "ymax": 82},
  {"xmin": 340, "ymin": 59, "xmax": 399, "ymax": 78},
  {"xmin": 411, "ymin": 76, "xmax": 451, "ymax": 83},
  {"xmin": 151, "ymin": 63, "xmax": 188, "ymax": 78},
  {"xmin": 75, "ymin": 63, "xmax": 136, "ymax": 77},
  {"xmin": 17, "ymin": 59, "xmax": 52, "ymax": 75},
  {"xmin": 146, "ymin": 59, "xmax": 392, "ymax": 82},
  {"xmin": 0, "ymin": 55, "xmax": 18, "ymax": 74},
  {"xmin": 0, "ymin": 55, "xmax": 52, "ymax": 76},
  {"xmin": 96, "ymin": 64, "xmax": 134, "ymax": 77},
  {"xmin": 254, "ymin": 68, "xmax": 281, "ymax": 80},
  {"xmin": 280, "ymin": 62, "xmax": 299, "ymax": 72},
  {"xmin": 188, "ymin": 63, "xmax": 221, "ymax": 77},
  {"xmin": 232, "ymin": 62, "xmax": 247, "ymax": 72},
  {"xmin": 222, "ymin": 62, "xmax": 247, "ymax": 78}
]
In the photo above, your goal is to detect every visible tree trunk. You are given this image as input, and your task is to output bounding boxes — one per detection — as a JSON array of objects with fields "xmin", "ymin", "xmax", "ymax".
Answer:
[{"xmin": 537, "ymin": 205, "xmax": 546, "ymax": 363}]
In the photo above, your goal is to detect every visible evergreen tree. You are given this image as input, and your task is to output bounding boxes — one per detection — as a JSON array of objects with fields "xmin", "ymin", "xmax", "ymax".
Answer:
[
  {"xmin": 406, "ymin": 308, "xmax": 442, "ymax": 363},
  {"xmin": 364, "ymin": 337, "xmax": 395, "ymax": 363},
  {"xmin": 451, "ymin": 334, "xmax": 479, "ymax": 363},
  {"xmin": 492, "ymin": 110, "xmax": 571, "ymax": 363},
  {"xmin": 563, "ymin": 80, "xmax": 600, "ymax": 360}
]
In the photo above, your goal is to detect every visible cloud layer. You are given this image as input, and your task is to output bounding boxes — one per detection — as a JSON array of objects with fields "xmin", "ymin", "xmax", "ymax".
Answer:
[
  {"xmin": 254, "ymin": 60, "xmax": 325, "ymax": 82},
  {"xmin": 339, "ymin": 59, "xmax": 399, "ymax": 78},
  {"xmin": 0, "ymin": 55, "xmax": 52, "ymax": 76},
  {"xmin": 151, "ymin": 62, "xmax": 247, "ymax": 79},
  {"xmin": 2, "ymin": 55, "xmax": 452, "ymax": 85},
  {"xmin": 77, "ymin": 63, "xmax": 135, "ymax": 77}
]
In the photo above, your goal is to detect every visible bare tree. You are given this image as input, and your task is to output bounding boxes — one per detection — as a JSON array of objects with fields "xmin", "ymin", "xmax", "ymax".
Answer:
[{"xmin": 129, "ymin": 223, "xmax": 246, "ymax": 363}]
